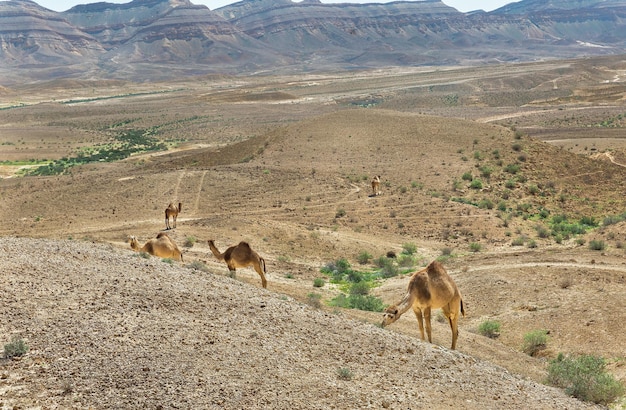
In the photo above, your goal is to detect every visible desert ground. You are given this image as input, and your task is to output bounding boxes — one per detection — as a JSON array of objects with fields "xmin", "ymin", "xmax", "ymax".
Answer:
[{"xmin": 1, "ymin": 55, "xmax": 626, "ymax": 409}]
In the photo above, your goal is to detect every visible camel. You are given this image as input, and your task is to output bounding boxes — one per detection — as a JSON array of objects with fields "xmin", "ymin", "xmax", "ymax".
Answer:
[
  {"xmin": 208, "ymin": 240, "xmax": 267, "ymax": 288},
  {"xmin": 165, "ymin": 202, "xmax": 181, "ymax": 230},
  {"xmin": 381, "ymin": 260, "xmax": 464, "ymax": 349},
  {"xmin": 129, "ymin": 232, "xmax": 183, "ymax": 261},
  {"xmin": 371, "ymin": 175, "xmax": 381, "ymax": 196}
]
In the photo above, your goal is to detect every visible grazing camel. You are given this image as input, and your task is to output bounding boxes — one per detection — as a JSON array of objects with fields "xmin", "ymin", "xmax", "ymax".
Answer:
[
  {"xmin": 165, "ymin": 202, "xmax": 182, "ymax": 230},
  {"xmin": 381, "ymin": 260, "xmax": 464, "ymax": 349},
  {"xmin": 129, "ymin": 232, "xmax": 183, "ymax": 261},
  {"xmin": 208, "ymin": 240, "xmax": 267, "ymax": 288},
  {"xmin": 371, "ymin": 175, "xmax": 381, "ymax": 196}
]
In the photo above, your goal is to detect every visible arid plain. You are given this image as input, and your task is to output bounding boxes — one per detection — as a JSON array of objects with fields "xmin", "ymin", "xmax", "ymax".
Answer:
[{"xmin": 1, "ymin": 56, "xmax": 626, "ymax": 409}]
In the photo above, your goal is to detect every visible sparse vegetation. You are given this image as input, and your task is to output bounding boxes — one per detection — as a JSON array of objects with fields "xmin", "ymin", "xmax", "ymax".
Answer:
[
  {"xmin": 546, "ymin": 353, "xmax": 624, "ymax": 405},
  {"xmin": 478, "ymin": 320, "xmax": 501, "ymax": 339},
  {"xmin": 4, "ymin": 336, "xmax": 28, "ymax": 358},
  {"xmin": 522, "ymin": 329, "xmax": 548, "ymax": 356}
]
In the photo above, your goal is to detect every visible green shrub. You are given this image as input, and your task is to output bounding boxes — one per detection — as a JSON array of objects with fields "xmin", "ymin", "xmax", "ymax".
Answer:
[
  {"xmin": 397, "ymin": 254, "xmax": 416, "ymax": 268},
  {"xmin": 337, "ymin": 367, "xmax": 353, "ymax": 381},
  {"xmin": 184, "ymin": 236, "xmax": 196, "ymax": 248},
  {"xmin": 547, "ymin": 353, "xmax": 625, "ymax": 405},
  {"xmin": 357, "ymin": 250, "xmax": 372, "ymax": 265},
  {"xmin": 401, "ymin": 242, "xmax": 417, "ymax": 255},
  {"xmin": 313, "ymin": 277, "xmax": 325, "ymax": 288},
  {"xmin": 478, "ymin": 320, "xmax": 501, "ymax": 339},
  {"xmin": 4, "ymin": 336, "xmax": 28, "ymax": 358},
  {"xmin": 522, "ymin": 329, "xmax": 548, "ymax": 356},
  {"xmin": 589, "ymin": 240, "xmax": 606, "ymax": 251},
  {"xmin": 378, "ymin": 257, "xmax": 399, "ymax": 278},
  {"xmin": 329, "ymin": 293, "xmax": 385, "ymax": 312},
  {"xmin": 469, "ymin": 242, "xmax": 482, "ymax": 252},
  {"xmin": 470, "ymin": 179, "xmax": 483, "ymax": 189},
  {"xmin": 511, "ymin": 236, "xmax": 526, "ymax": 246},
  {"xmin": 461, "ymin": 172, "xmax": 473, "ymax": 181},
  {"xmin": 349, "ymin": 281, "xmax": 370, "ymax": 296}
]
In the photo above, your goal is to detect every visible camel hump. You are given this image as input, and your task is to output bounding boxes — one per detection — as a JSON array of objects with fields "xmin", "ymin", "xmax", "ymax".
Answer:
[
  {"xmin": 238, "ymin": 241, "xmax": 251, "ymax": 248},
  {"xmin": 156, "ymin": 232, "xmax": 170, "ymax": 239},
  {"xmin": 427, "ymin": 260, "xmax": 445, "ymax": 274}
]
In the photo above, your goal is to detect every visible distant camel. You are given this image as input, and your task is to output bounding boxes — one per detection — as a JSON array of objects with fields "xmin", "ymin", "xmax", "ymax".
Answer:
[
  {"xmin": 371, "ymin": 175, "xmax": 381, "ymax": 196},
  {"xmin": 382, "ymin": 260, "xmax": 464, "ymax": 349},
  {"xmin": 129, "ymin": 232, "xmax": 183, "ymax": 261},
  {"xmin": 165, "ymin": 202, "xmax": 182, "ymax": 230},
  {"xmin": 208, "ymin": 240, "xmax": 267, "ymax": 288}
]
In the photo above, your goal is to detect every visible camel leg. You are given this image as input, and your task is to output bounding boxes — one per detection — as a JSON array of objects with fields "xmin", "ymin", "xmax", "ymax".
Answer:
[
  {"xmin": 443, "ymin": 303, "xmax": 459, "ymax": 350},
  {"xmin": 226, "ymin": 263, "xmax": 237, "ymax": 279},
  {"xmin": 423, "ymin": 307, "xmax": 432, "ymax": 343},
  {"xmin": 449, "ymin": 316, "xmax": 459, "ymax": 350},
  {"xmin": 253, "ymin": 262, "xmax": 267, "ymax": 289},
  {"xmin": 413, "ymin": 308, "xmax": 426, "ymax": 341}
]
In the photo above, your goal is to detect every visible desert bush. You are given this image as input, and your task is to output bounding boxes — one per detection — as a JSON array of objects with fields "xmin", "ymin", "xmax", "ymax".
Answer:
[
  {"xmin": 526, "ymin": 239, "xmax": 537, "ymax": 248},
  {"xmin": 335, "ymin": 208, "xmax": 346, "ymax": 218},
  {"xmin": 512, "ymin": 143, "xmax": 522, "ymax": 151},
  {"xmin": 589, "ymin": 240, "xmax": 606, "ymax": 251},
  {"xmin": 356, "ymin": 250, "xmax": 372, "ymax": 265},
  {"xmin": 329, "ymin": 293, "xmax": 385, "ymax": 312},
  {"xmin": 478, "ymin": 320, "xmax": 501, "ymax": 339},
  {"xmin": 504, "ymin": 164, "xmax": 520, "ymax": 174},
  {"xmin": 349, "ymin": 281, "xmax": 370, "ymax": 296},
  {"xmin": 392, "ymin": 252, "xmax": 410, "ymax": 266},
  {"xmin": 511, "ymin": 236, "xmax": 526, "ymax": 246},
  {"xmin": 187, "ymin": 260, "xmax": 209, "ymax": 272},
  {"xmin": 337, "ymin": 367, "xmax": 353, "ymax": 381},
  {"xmin": 461, "ymin": 172, "xmax": 473, "ymax": 181},
  {"xmin": 378, "ymin": 257, "xmax": 399, "ymax": 278},
  {"xmin": 522, "ymin": 329, "xmax": 548, "ymax": 356},
  {"xmin": 469, "ymin": 242, "xmax": 482, "ymax": 252},
  {"xmin": 470, "ymin": 179, "xmax": 483, "ymax": 189},
  {"xmin": 4, "ymin": 336, "xmax": 28, "ymax": 358},
  {"xmin": 184, "ymin": 236, "xmax": 196, "ymax": 248},
  {"xmin": 441, "ymin": 247, "xmax": 453, "ymax": 256},
  {"xmin": 546, "ymin": 353, "xmax": 624, "ymax": 405},
  {"xmin": 478, "ymin": 199, "xmax": 494, "ymax": 209},
  {"xmin": 401, "ymin": 242, "xmax": 416, "ymax": 255},
  {"xmin": 313, "ymin": 277, "xmax": 325, "ymax": 288},
  {"xmin": 306, "ymin": 293, "xmax": 323, "ymax": 308}
]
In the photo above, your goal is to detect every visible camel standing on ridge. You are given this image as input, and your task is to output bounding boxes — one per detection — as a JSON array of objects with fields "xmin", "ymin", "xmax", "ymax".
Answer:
[
  {"xmin": 208, "ymin": 240, "xmax": 267, "ymax": 288},
  {"xmin": 165, "ymin": 202, "xmax": 181, "ymax": 230},
  {"xmin": 129, "ymin": 232, "xmax": 183, "ymax": 261},
  {"xmin": 371, "ymin": 175, "xmax": 381, "ymax": 196},
  {"xmin": 382, "ymin": 260, "xmax": 464, "ymax": 349}
]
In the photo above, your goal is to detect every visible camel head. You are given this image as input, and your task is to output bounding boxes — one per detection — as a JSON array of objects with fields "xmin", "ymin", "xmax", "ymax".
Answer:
[
  {"xmin": 381, "ymin": 305, "xmax": 400, "ymax": 327},
  {"xmin": 128, "ymin": 236, "xmax": 137, "ymax": 245}
]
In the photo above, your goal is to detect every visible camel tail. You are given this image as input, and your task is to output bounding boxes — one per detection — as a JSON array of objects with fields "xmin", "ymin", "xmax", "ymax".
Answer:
[
  {"xmin": 178, "ymin": 202, "xmax": 182, "ymax": 213},
  {"xmin": 460, "ymin": 298, "xmax": 465, "ymax": 318},
  {"xmin": 260, "ymin": 256, "xmax": 266, "ymax": 273}
]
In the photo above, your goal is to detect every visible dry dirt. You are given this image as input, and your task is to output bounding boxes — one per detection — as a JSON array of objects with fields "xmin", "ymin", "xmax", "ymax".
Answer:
[{"xmin": 1, "ymin": 56, "xmax": 626, "ymax": 409}]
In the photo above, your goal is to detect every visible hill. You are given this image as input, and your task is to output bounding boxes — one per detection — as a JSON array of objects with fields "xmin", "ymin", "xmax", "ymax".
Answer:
[
  {"xmin": 1, "ymin": 56, "xmax": 626, "ymax": 408},
  {"xmin": 0, "ymin": 236, "xmax": 601, "ymax": 409}
]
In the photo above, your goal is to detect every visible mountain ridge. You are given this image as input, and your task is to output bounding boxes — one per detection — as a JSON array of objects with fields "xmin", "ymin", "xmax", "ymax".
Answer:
[{"xmin": 1, "ymin": 0, "xmax": 625, "ymax": 83}]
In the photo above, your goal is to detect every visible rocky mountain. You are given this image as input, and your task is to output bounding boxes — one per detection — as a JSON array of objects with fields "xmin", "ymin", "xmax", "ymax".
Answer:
[{"xmin": 1, "ymin": 0, "xmax": 626, "ymax": 83}]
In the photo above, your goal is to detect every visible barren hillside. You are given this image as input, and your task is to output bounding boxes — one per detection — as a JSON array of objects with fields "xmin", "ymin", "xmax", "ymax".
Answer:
[{"xmin": 1, "ymin": 57, "xmax": 626, "ymax": 409}]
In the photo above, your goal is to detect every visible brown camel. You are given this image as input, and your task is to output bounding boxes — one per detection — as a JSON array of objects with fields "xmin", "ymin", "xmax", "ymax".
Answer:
[
  {"xmin": 381, "ymin": 260, "xmax": 464, "ymax": 349},
  {"xmin": 371, "ymin": 175, "xmax": 381, "ymax": 196},
  {"xmin": 165, "ymin": 202, "xmax": 181, "ymax": 230},
  {"xmin": 129, "ymin": 232, "xmax": 183, "ymax": 261},
  {"xmin": 208, "ymin": 240, "xmax": 267, "ymax": 288}
]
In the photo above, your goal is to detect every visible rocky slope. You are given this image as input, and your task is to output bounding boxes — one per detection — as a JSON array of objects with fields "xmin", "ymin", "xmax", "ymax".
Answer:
[{"xmin": 1, "ymin": 0, "xmax": 626, "ymax": 83}]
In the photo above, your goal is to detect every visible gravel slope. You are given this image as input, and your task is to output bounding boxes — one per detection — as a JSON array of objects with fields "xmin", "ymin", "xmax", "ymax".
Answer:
[{"xmin": 0, "ymin": 237, "xmax": 600, "ymax": 409}]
